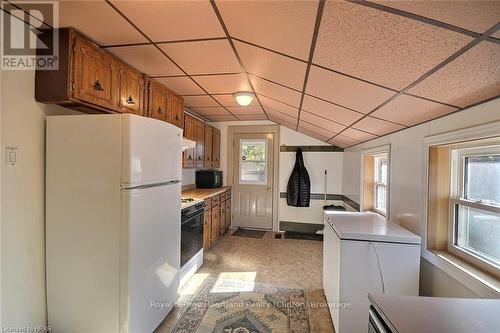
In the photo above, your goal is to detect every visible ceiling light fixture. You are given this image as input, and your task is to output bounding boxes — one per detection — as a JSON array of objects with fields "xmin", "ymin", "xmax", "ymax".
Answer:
[{"xmin": 233, "ymin": 91, "xmax": 254, "ymax": 106}]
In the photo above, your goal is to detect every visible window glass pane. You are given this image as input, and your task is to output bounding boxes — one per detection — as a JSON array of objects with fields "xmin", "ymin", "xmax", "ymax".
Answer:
[
  {"xmin": 375, "ymin": 185, "xmax": 387, "ymax": 213},
  {"xmin": 464, "ymin": 155, "xmax": 500, "ymax": 206},
  {"xmin": 375, "ymin": 156, "xmax": 388, "ymax": 185},
  {"xmin": 456, "ymin": 204, "xmax": 500, "ymax": 266},
  {"xmin": 240, "ymin": 139, "xmax": 267, "ymax": 184}
]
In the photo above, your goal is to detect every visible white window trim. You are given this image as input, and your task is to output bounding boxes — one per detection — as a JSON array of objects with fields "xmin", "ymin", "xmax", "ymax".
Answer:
[
  {"xmin": 361, "ymin": 145, "xmax": 391, "ymax": 219},
  {"xmin": 238, "ymin": 138, "xmax": 268, "ymax": 185},
  {"xmin": 422, "ymin": 120, "xmax": 500, "ymax": 297},
  {"xmin": 374, "ymin": 155, "xmax": 389, "ymax": 216}
]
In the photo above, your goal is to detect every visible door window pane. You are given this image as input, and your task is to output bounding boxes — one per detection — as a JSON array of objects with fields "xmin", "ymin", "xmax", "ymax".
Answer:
[
  {"xmin": 240, "ymin": 139, "xmax": 267, "ymax": 184},
  {"xmin": 456, "ymin": 204, "xmax": 500, "ymax": 266},
  {"xmin": 464, "ymin": 155, "xmax": 500, "ymax": 205}
]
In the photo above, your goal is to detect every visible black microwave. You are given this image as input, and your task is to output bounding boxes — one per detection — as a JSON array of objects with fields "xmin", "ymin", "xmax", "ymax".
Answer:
[{"xmin": 196, "ymin": 170, "xmax": 222, "ymax": 188}]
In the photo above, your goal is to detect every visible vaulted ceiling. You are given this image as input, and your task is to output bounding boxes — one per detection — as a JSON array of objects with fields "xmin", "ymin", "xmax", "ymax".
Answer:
[{"xmin": 23, "ymin": 1, "xmax": 500, "ymax": 147}]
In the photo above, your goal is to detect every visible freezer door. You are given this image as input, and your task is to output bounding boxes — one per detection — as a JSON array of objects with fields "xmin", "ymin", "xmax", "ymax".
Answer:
[
  {"xmin": 121, "ymin": 182, "xmax": 181, "ymax": 333},
  {"xmin": 122, "ymin": 114, "xmax": 183, "ymax": 187}
]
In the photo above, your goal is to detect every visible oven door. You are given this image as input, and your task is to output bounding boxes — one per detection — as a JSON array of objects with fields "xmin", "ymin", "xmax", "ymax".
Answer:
[{"xmin": 181, "ymin": 209, "xmax": 204, "ymax": 267}]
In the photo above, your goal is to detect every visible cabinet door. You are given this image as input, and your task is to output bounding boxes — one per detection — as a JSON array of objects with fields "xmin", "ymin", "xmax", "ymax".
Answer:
[
  {"xmin": 204, "ymin": 125, "xmax": 213, "ymax": 168},
  {"xmin": 195, "ymin": 120, "xmax": 205, "ymax": 167},
  {"xmin": 212, "ymin": 128, "xmax": 221, "ymax": 168},
  {"xmin": 72, "ymin": 34, "xmax": 118, "ymax": 110},
  {"xmin": 169, "ymin": 94, "xmax": 184, "ymax": 128},
  {"xmin": 220, "ymin": 202, "xmax": 226, "ymax": 236},
  {"xmin": 225, "ymin": 198, "xmax": 231, "ymax": 231},
  {"xmin": 147, "ymin": 80, "xmax": 168, "ymax": 122},
  {"xmin": 117, "ymin": 65, "xmax": 144, "ymax": 115},
  {"xmin": 203, "ymin": 210, "xmax": 212, "ymax": 251},
  {"xmin": 211, "ymin": 206, "xmax": 220, "ymax": 243},
  {"xmin": 182, "ymin": 115, "xmax": 196, "ymax": 168}
]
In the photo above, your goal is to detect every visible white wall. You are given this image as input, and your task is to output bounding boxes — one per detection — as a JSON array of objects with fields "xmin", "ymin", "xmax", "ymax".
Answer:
[
  {"xmin": 213, "ymin": 122, "xmax": 344, "ymax": 227},
  {"xmin": 342, "ymin": 97, "xmax": 500, "ymax": 297},
  {"xmin": 1, "ymin": 69, "xmax": 82, "ymax": 327}
]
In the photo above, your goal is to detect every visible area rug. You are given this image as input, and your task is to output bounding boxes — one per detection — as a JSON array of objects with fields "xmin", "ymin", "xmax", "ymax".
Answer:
[
  {"xmin": 171, "ymin": 277, "xmax": 311, "ymax": 333},
  {"xmin": 231, "ymin": 228, "xmax": 266, "ymax": 239}
]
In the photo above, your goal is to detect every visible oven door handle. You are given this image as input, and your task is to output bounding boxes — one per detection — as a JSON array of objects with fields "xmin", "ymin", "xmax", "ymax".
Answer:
[{"xmin": 181, "ymin": 211, "xmax": 205, "ymax": 223}]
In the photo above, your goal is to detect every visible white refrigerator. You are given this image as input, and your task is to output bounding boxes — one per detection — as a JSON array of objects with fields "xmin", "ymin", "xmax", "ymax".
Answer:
[{"xmin": 46, "ymin": 114, "xmax": 182, "ymax": 333}]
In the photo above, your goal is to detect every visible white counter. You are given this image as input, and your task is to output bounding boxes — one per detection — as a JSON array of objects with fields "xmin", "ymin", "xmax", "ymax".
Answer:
[{"xmin": 324, "ymin": 211, "xmax": 421, "ymax": 244}]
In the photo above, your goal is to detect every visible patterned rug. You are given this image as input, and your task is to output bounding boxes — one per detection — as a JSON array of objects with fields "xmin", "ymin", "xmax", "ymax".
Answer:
[
  {"xmin": 171, "ymin": 277, "xmax": 311, "ymax": 333},
  {"xmin": 231, "ymin": 228, "xmax": 266, "ymax": 239}
]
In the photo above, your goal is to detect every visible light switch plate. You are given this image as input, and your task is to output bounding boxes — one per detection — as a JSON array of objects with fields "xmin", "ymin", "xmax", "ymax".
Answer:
[{"xmin": 5, "ymin": 147, "xmax": 18, "ymax": 166}]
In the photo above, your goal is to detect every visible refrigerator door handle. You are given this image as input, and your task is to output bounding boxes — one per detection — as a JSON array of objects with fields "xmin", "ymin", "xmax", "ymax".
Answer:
[{"xmin": 122, "ymin": 180, "xmax": 181, "ymax": 190}]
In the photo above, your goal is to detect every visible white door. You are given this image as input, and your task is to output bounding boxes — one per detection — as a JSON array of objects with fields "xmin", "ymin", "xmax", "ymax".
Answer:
[
  {"xmin": 122, "ymin": 182, "xmax": 181, "ymax": 333},
  {"xmin": 121, "ymin": 114, "xmax": 182, "ymax": 187},
  {"xmin": 233, "ymin": 133, "xmax": 274, "ymax": 229}
]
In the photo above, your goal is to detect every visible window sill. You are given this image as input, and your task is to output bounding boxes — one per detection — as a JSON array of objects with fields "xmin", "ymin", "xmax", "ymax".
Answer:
[{"xmin": 422, "ymin": 249, "xmax": 500, "ymax": 297}]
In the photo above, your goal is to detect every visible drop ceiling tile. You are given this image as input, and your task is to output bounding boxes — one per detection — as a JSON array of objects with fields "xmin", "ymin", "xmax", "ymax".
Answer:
[
  {"xmin": 298, "ymin": 121, "xmax": 337, "ymax": 139},
  {"xmin": 193, "ymin": 74, "xmax": 251, "ymax": 94},
  {"xmin": 306, "ymin": 66, "xmax": 395, "ymax": 113},
  {"xmin": 237, "ymin": 114, "xmax": 269, "ymax": 121},
  {"xmin": 226, "ymin": 106, "xmax": 264, "ymax": 115},
  {"xmin": 266, "ymin": 109, "xmax": 297, "ymax": 127},
  {"xmin": 297, "ymin": 126, "xmax": 332, "ymax": 142},
  {"xmin": 107, "ymin": 45, "xmax": 182, "ymax": 76},
  {"xmin": 372, "ymin": 0, "xmax": 500, "ymax": 34},
  {"xmin": 212, "ymin": 94, "xmax": 259, "ymax": 107},
  {"xmin": 190, "ymin": 107, "xmax": 229, "ymax": 116},
  {"xmin": 206, "ymin": 115, "xmax": 238, "ymax": 122},
  {"xmin": 407, "ymin": 41, "xmax": 500, "ymax": 107},
  {"xmin": 353, "ymin": 117, "xmax": 405, "ymax": 136},
  {"xmin": 159, "ymin": 40, "xmax": 241, "ymax": 75},
  {"xmin": 155, "ymin": 77, "xmax": 204, "ymax": 95},
  {"xmin": 372, "ymin": 94, "xmax": 458, "ymax": 126},
  {"xmin": 249, "ymin": 75, "xmax": 302, "ymax": 107},
  {"xmin": 302, "ymin": 95, "xmax": 364, "ymax": 126},
  {"xmin": 300, "ymin": 111, "xmax": 346, "ymax": 134},
  {"xmin": 493, "ymin": 31, "xmax": 500, "ymax": 39},
  {"xmin": 110, "ymin": 0, "xmax": 224, "ymax": 41},
  {"xmin": 217, "ymin": 1, "xmax": 318, "ymax": 60},
  {"xmin": 314, "ymin": 1, "xmax": 472, "ymax": 90},
  {"xmin": 328, "ymin": 135, "xmax": 361, "ymax": 148},
  {"xmin": 183, "ymin": 95, "xmax": 220, "ymax": 108},
  {"xmin": 58, "ymin": 0, "xmax": 147, "ymax": 46},
  {"xmin": 259, "ymin": 95, "xmax": 299, "ymax": 118},
  {"xmin": 342, "ymin": 128, "xmax": 377, "ymax": 142},
  {"xmin": 235, "ymin": 41, "xmax": 307, "ymax": 90}
]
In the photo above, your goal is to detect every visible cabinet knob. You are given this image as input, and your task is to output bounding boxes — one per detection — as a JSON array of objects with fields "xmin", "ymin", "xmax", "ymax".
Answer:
[
  {"xmin": 126, "ymin": 95, "xmax": 135, "ymax": 104},
  {"xmin": 93, "ymin": 80, "xmax": 104, "ymax": 91}
]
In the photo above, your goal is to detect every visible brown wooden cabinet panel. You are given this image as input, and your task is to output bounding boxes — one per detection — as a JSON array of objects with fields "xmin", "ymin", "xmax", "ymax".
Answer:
[
  {"xmin": 203, "ymin": 209, "xmax": 212, "ymax": 251},
  {"xmin": 169, "ymin": 94, "xmax": 184, "ymax": 128},
  {"xmin": 183, "ymin": 114, "xmax": 196, "ymax": 168},
  {"xmin": 117, "ymin": 64, "xmax": 144, "ymax": 115},
  {"xmin": 72, "ymin": 34, "xmax": 118, "ymax": 110},
  {"xmin": 220, "ymin": 203, "xmax": 226, "ymax": 237},
  {"xmin": 147, "ymin": 80, "xmax": 169, "ymax": 122},
  {"xmin": 225, "ymin": 198, "xmax": 231, "ymax": 231},
  {"xmin": 212, "ymin": 127, "xmax": 221, "ymax": 168},
  {"xmin": 204, "ymin": 124, "xmax": 213, "ymax": 168},
  {"xmin": 211, "ymin": 205, "xmax": 221, "ymax": 243},
  {"xmin": 195, "ymin": 120, "xmax": 205, "ymax": 167}
]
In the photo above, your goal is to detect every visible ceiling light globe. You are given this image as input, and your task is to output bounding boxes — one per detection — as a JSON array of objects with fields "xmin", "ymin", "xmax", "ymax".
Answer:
[{"xmin": 233, "ymin": 92, "xmax": 254, "ymax": 106}]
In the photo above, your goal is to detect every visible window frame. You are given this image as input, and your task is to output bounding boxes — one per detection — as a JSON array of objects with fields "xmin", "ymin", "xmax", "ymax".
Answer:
[
  {"xmin": 361, "ymin": 145, "xmax": 391, "ymax": 218},
  {"xmin": 238, "ymin": 138, "xmax": 268, "ymax": 185},
  {"xmin": 448, "ymin": 145, "xmax": 500, "ymax": 277},
  {"xmin": 373, "ymin": 154, "xmax": 389, "ymax": 216}
]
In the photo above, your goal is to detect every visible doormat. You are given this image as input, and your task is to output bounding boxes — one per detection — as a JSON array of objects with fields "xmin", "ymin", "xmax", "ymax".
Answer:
[
  {"xmin": 171, "ymin": 277, "xmax": 311, "ymax": 333},
  {"xmin": 284, "ymin": 231, "xmax": 323, "ymax": 241},
  {"xmin": 231, "ymin": 228, "xmax": 266, "ymax": 239}
]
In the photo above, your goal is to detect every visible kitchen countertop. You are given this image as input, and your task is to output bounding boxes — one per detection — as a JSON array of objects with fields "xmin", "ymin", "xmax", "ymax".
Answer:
[
  {"xmin": 182, "ymin": 186, "xmax": 231, "ymax": 200},
  {"xmin": 325, "ymin": 211, "xmax": 421, "ymax": 244},
  {"xmin": 369, "ymin": 293, "xmax": 500, "ymax": 333}
]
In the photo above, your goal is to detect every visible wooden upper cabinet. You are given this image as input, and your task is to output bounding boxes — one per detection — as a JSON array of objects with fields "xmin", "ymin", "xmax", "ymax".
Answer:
[
  {"xmin": 147, "ymin": 80, "xmax": 168, "ymax": 122},
  {"xmin": 195, "ymin": 120, "xmax": 205, "ymax": 167},
  {"xmin": 182, "ymin": 114, "xmax": 196, "ymax": 168},
  {"xmin": 72, "ymin": 34, "xmax": 118, "ymax": 110},
  {"xmin": 204, "ymin": 124, "xmax": 213, "ymax": 168},
  {"xmin": 212, "ymin": 127, "xmax": 221, "ymax": 168},
  {"xmin": 117, "ymin": 64, "xmax": 145, "ymax": 115},
  {"xmin": 169, "ymin": 94, "xmax": 184, "ymax": 129}
]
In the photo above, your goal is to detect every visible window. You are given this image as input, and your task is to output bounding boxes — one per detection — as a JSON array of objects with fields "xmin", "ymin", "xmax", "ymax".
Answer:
[
  {"xmin": 449, "ymin": 145, "xmax": 500, "ymax": 275},
  {"xmin": 239, "ymin": 139, "xmax": 267, "ymax": 185},
  {"xmin": 362, "ymin": 146, "xmax": 390, "ymax": 216}
]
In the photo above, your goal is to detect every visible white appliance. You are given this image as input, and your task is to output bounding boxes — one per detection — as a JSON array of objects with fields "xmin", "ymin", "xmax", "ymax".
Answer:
[
  {"xmin": 323, "ymin": 211, "xmax": 421, "ymax": 333},
  {"xmin": 46, "ymin": 114, "xmax": 182, "ymax": 333}
]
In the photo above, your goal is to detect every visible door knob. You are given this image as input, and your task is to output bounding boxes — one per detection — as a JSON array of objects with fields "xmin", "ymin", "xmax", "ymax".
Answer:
[{"xmin": 267, "ymin": 187, "xmax": 271, "ymax": 192}]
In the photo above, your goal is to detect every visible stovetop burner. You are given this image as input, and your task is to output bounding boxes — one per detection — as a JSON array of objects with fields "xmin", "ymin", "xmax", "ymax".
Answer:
[{"xmin": 181, "ymin": 197, "xmax": 195, "ymax": 203}]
